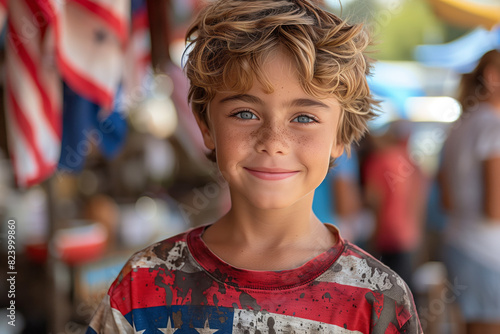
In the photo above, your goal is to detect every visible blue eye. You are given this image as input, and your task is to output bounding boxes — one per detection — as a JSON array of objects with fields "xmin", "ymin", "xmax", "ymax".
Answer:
[
  {"xmin": 234, "ymin": 110, "xmax": 257, "ymax": 120},
  {"xmin": 293, "ymin": 115, "xmax": 316, "ymax": 123}
]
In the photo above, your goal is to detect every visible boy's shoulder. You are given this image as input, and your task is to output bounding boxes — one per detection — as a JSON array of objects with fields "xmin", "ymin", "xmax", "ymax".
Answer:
[
  {"xmin": 334, "ymin": 240, "xmax": 415, "ymax": 312},
  {"xmin": 331, "ymin": 242, "xmax": 421, "ymax": 332},
  {"xmin": 111, "ymin": 227, "xmax": 198, "ymax": 285}
]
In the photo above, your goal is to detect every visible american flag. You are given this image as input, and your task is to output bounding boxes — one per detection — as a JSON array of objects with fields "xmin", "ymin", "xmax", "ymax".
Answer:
[
  {"xmin": 5, "ymin": 0, "xmax": 62, "ymax": 187},
  {"xmin": 55, "ymin": 0, "xmax": 129, "ymax": 109},
  {"xmin": 5, "ymin": 0, "xmax": 129, "ymax": 187},
  {"xmin": 58, "ymin": 81, "xmax": 128, "ymax": 172}
]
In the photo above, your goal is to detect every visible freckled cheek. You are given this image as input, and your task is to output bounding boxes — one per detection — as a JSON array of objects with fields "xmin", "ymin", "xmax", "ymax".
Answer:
[
  {"xmin": 214, "ymin": 128, "xmax": 253, "ymax": 161},
  {"xmin": 295, "ymin": 133, "xmax": 334, "ymax": 156}
]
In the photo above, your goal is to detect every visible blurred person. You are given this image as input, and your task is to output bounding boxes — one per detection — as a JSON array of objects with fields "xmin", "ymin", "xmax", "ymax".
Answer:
[
  {"xmin": 439, "ymin": 49, "xmax": 500, "ymax": 334},
  {"xmin": 85, "ymin": 0, "xmax": 422, "ymax": 333},
  {"xmin": 363, "ymin": 121, "xmax": 427, "ymax": 291},
  {"xmin": 313, "ymin": 148, "xmax": 374, "ymax": 243}
]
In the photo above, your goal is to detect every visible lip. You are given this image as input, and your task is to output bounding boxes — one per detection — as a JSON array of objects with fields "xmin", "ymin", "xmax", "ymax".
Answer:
[{"xmin": 244, "ymin": 167, "xmax": 299, "ymax": 180}]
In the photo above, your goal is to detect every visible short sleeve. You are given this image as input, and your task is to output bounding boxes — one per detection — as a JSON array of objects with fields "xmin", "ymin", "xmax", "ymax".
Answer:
[
  {"xmin": 87, "ymin": 295, "xmax": 134, "ymax": 334},
  {"xmin": 476, "ymin": 118, "xmax": 500, "ymax": 160},
  {"xmin": 398, "ymin": 283, "xmax": 424, "ymax": 334},
  {"xmin": 87, "ymin": 259, "xmax": 136, "ymax": 334}
]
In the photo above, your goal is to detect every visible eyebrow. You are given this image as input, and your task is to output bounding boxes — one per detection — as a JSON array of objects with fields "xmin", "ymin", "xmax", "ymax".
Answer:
[
  {"xmin": 218, "ymin": 94, "xmax": 330, "ymax": 109},
  {"xmin": 289, "ymin": 98, "xmax": 329, "ymax": 109},
  {"xmin": 218, "ymin": 94, "xmax": 264, "ymax": 105}
]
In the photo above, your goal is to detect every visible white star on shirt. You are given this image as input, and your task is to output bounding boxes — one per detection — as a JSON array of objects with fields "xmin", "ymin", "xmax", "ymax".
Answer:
[
  {"xmin": 159, "ymin": 318, "xmax": 178, "ymax": 334},
  {"xmin": 133, "ymin": 321, "xmax": 146, "ymax": 334},
  {"xmin": 195, "ymin": 318, "xmax": 218, "ymax": 334}
]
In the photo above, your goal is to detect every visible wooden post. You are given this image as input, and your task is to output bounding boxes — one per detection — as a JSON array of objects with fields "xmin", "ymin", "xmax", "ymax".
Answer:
[
  {"xmin": 147, "ymin": 0, "xmax": 172, "ymax": 72},
  {"xmin": 44, "ymin": 176, "xmax": 70, "ymax": 334}
]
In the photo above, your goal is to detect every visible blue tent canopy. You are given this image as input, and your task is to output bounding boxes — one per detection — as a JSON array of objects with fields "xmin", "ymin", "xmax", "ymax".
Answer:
[
  {"xmin": 367, "ymin": 61, "xmax": 426, "ymax": 120},
  {"xmin": 414, "ymin": 26, "xmax": 500, "ymax": 73}
]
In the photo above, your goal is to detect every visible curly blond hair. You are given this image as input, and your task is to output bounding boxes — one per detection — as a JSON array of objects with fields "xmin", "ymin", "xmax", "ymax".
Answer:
[{"xmin": 184, "ymin": 0, "xmax": 377, "ymax": 160}]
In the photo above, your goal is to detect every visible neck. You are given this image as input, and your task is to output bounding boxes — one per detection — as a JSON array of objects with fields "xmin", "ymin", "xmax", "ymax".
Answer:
[
  {"xmin": 201, "ymin": 191, "xmax": 337, "ymax": 270},
  {"xmin": 214, "ymin": 191, "xmax": 327, "ymax": 248}
]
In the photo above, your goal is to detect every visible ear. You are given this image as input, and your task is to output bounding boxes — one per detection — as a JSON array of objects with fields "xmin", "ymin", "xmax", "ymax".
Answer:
[
  {"xmin": 331, "ymin": 143, "xmax": 344, "ymax": 159},
  {"xmin": 193, "ymin": 111, "xmax": 215, "ymax": 150},
  {"xmin": 331, "ymin": 105, "xmax": 345, "ymax": 159}
]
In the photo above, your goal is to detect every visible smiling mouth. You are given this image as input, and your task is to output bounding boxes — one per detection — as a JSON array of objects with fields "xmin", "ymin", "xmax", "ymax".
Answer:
[{"xmin": 244, "ymin": 167, "xmax": 299, "ymax": 180}]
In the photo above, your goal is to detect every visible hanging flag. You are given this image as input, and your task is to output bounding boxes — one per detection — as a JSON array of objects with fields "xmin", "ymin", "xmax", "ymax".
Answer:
[
  {"xmin": 123, "ymin": 0, "xmax": 150, "ymax": 102},
  {"xmin": 5, "ymin": 0, "xmax": 62, "ymax": 187},
  {"xmin": 58, "ymin": 82, "xmax": 128, "ymax": 172},
  {"xmin": 55, "ymin": 0, "xmax": 130, "ymax": 109},
  {"xmin": 5, "ymin": 0, "xmax": 131, "ymax": 187}
]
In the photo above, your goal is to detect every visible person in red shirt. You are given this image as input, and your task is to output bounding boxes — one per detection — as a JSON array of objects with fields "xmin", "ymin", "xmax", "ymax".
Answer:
[{"xmin": 364, "ymin": 121, "xmax": 427, "ymax": 291}]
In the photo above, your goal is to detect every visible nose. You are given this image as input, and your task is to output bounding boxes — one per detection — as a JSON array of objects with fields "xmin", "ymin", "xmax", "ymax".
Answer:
[{"xmin": 254, "ymin": 121, "xmax": 290, "ymax": 156}]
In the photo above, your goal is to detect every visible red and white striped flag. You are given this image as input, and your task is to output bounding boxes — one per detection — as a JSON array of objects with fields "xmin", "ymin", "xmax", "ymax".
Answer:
[
  {"xmin": 55, "ymin": 0, "xmax": 130, "ymax": 109},
  {"xmin": 5, "ymin": 0, "xmax": 130, "ymax": 187},
  {"xmin": 5, "ymin": 0, "xmax": 62, "ymax": 187}
]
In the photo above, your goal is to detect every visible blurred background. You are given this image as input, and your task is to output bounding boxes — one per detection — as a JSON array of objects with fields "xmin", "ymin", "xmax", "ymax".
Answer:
[{"xmin": 0, "ymin": 0, "xmax": 499, "ymax": 333}]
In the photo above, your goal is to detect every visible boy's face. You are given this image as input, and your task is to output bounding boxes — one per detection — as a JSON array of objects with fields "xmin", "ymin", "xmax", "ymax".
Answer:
[{"xmin": 197, "ymin": 51, "xmax": 344, "ymax": 210}]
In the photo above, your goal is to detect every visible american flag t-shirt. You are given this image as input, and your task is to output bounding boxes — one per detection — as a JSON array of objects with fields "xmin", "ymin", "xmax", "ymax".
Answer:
[{"xmin": 87, "ymin": 225, "xmax": 422, "ymax": 333}]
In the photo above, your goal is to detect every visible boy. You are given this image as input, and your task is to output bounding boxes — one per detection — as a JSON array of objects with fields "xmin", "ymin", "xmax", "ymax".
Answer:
[{"xmin": 87, "ymin": 0, "xmax": 422, "ymax": 333}]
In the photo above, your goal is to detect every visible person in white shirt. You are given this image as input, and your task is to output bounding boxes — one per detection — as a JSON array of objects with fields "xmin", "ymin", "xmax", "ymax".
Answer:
[{"xmin": 440, "ymin": 49, "xmax": 500, "ymax": 334}]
